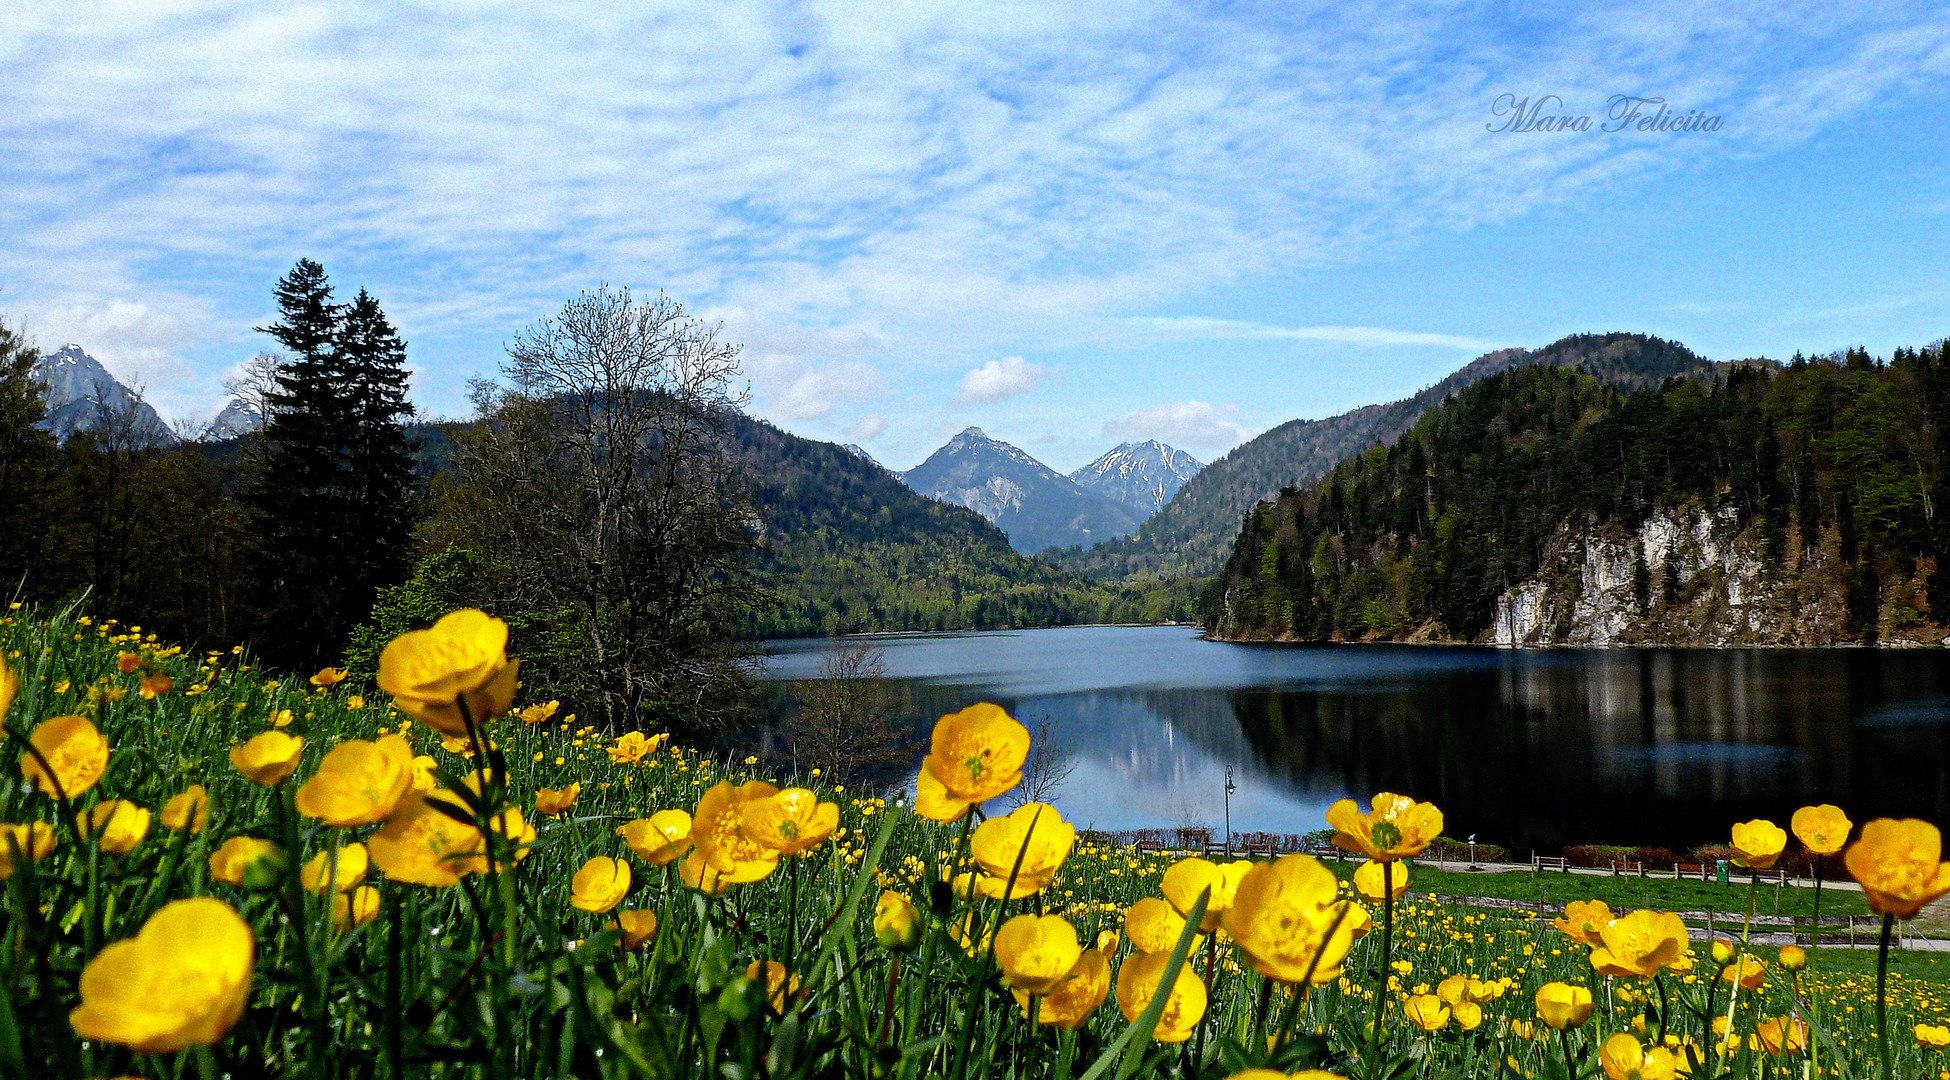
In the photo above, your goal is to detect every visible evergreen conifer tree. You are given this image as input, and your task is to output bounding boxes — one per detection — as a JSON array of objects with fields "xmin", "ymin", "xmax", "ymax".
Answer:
[{"xmin": 247, "ymin": 261, "xmax": 417, "ymax": 665}]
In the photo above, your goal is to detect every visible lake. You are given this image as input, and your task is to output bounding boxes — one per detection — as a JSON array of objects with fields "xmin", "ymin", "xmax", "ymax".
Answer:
[{"xmin": 757, "ymin": 625, "xmax": 1950, "ymax": 855}]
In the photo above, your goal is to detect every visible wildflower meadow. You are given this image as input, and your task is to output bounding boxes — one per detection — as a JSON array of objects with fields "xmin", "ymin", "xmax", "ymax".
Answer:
[{"xmin": 2, "ymin": 605, "xmax": 1949, "ymax": 1080}]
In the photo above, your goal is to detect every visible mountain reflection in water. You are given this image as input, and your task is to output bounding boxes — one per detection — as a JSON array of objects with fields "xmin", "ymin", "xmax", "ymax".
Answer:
[{"xmin": 758, "ymin": 626, "xmax": 1950, "ymax": 853}]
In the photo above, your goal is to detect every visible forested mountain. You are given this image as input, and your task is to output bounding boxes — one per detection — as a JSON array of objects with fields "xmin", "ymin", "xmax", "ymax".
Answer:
[
  {"xmin": 1068, "ymin": 440, "xmax": 1202, "ymax": 515},
  {"xmin": 1045, "ymin": 333, "xmax": 1712, "ymax": 582},
  {"xmin": 731, "ymin": 417, "xmax": 1195, "ymax": 635},
  {"xmin": 1209, "ymin": 346, "xmax": 1950, "ymax": 646},
  {"xmin": 899, "ymin": 427, "xmax": 1144, "ymax": 553}
]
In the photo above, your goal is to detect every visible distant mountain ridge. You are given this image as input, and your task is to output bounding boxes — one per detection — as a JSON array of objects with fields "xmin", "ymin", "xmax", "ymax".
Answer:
[
  {"xmin": 899, "ymin": 427, "xmax": 1145, "ymax": 554},
  {"xmin": 1043, "ymin": 333, "xmax": 1713, "ymax": 582},
  {"xmin": 1069, "ymin": 440, "xmax": 1203, "ymax": 515},
  {"xmin": 31, "ymin": 344, "xmax": 176, "ymax": 445}
]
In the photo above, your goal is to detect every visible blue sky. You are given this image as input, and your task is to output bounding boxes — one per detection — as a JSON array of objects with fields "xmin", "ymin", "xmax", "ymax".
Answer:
[{"xmin": 3, "ymin": 3, "xmax": 1949, "ymax": 473}]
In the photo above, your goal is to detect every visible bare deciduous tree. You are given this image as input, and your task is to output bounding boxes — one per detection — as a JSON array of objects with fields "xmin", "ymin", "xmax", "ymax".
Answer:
[
  {"xmin": 1006, "ymin": 715, "xmax": 1077, "ymax": 808},
  {"xmin": 435, "ymin": 286, "xmax": 757, "ymax": 736},
  {"xmin": 784, "ymin": 639, "xmax": 910, "ymax": 785}
]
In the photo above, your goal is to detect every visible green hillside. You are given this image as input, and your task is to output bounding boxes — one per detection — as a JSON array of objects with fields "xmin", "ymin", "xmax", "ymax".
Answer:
[
  {"xmin": 1208, "ymin": 345, "xmax": 1949, "ymax": 643},
  {"xmin": 1044, "ymin": 333, "xmax": 1711, "ymax": 582}
]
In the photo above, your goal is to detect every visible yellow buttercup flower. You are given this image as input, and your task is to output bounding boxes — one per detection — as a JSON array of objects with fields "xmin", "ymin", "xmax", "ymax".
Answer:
[
  {"xmin": 1779, "ymin": 944, "xmax": 1807, "ymax": 971},
  {"xmin": 535, "ymin": 782, "xmax": 581, "ymax": 817},
  {"xmin": 610, "ymin": 909, "xmax": 659, "ymax": 950},
  {"xmin": 368, "ymin": 792, "xmax": 486, "ymax": 887},
  {"xmin": 607, "ymin": 731, "xmax": 667, "ymax": 764},
  {"xmin": 968, "ymin": 802, "xmax": 1074, "ymax": 898},
  {"xmin": 1792, "ymin": 804, "xmax": 1852, "ymax": 855},
  {"xmin": 138, "ymin": 672, "xmax": 172, "ymax": 699},
  {"xmin": 1114, "ymin": 949, "xmax": 1207, "ymax": 1043},
  {"xmin": 1535, "ymin": 982, "xmax": 1594, "ymax": 1029},
  {"xmin": 1845, "ymin": 818, "xmax": 1950, "ymax": 919},
  {"xmin": 1730, "ymin": 819, "xmax": 1787, "ymax": 869},
  {"xmin": 1161, "ymin": 857, "xmax": 1253, "ymax": 930},
  {"xmin": 1719, "ymin": 954, "xmax": 1766, "ymax": 989},
  {"xmin": 519, "ymin": 700, "xmax": 560, "ymax": 726},
  {"xmin": 678, "ymin": 849, "xmax": 731, "ymax": 895},
  {"xmin": 375, "ymin": 609, "xmax": 519, "ymax": 737},
  {"xmin": 159, "ymin": 784, "xmax": 210, "ymax": 833},
  {"xmin": 309, "ymin": 666, "xmax": 346, "ymax": 687},
  {"xmin": 69, "ymin": 897, "xmax": 254, "ymax": 1052},
  {"xmin": 571, "ymin": 856, "xmax": 633, "ymax": 913},
  {"xmin": 300, "ymin": 843, "xmax": 369, "ymax": 894},
  {"xmin": 994, "ymin": 914, "xmax": 1083, "ymax": 995},
  {"xmin": 1353, "ymin": 859, "xmax": 1409, "ymax": 903},
  {"xmin": 0, "ymin": 821, "xmax": 57, "ymax": 879},
  {"xmin": 0, "ymin": 658, "xmax": 16, "ymax": 729},
  {"xmin": 333, "ymin": 886, "xmax": 381, "ymax": 932},
  {"xmin": 1755, "ymin": 1016, "xmax": 1808, "ymax": 1055},
  {"xmin": 1451, "ymin": 1000, "xmax": 1484, "ymax": 1031},
  {"xmin": 1403, "ymin": 993, "xmax": 1450, "ymax": 1032},
  {"xmin": 209, "ymin": 836, "xmax": 284, "ymax": 888},
  {"xmin": 1914, "ymin": 1023, "xmax": 1950, "ymax": 1049},
  {"xmin": 690, "ymin": 781, "xmax": 781, "ymax": 884},
  {"xmin": 230, "ymin": 730, "xmax": 305, "ymax": 786},
  {"xmin": 742, "ymin": 787, "xmax": 839, "ymax": 856},
  {"xmin": 1554, "ymin": 899, "xmax": 1614, "ymax": 947},
  {"xmin": 21, "ymin": 714, "xmax": 110, "ymax": 798},
  {"xmin": 294, "ymin": 734, "xmax": 415, "ymax": 826},
  {"xmin": 1125, "ymin": 897, "xmax": 1205, "ymax": 954},
  {"xmin": 1015, "ymin": 948, "xmax": 1109, "ymax": 1030},
  {"xmin": 617, "ymin": 810, "xmax": 693, "ymax": 866},
  {"xmin": 1600, "ymin": 1034, "xmax": 1678, "ymax": 1080},
  {"xmin": 1222, "ymin": 854, "xmax": 1357, "ymax": 985},
  {"xmin": 1325, "ymin": 792, "xmax": 1442, "ymax": 861},
  {"xmin": 1589, "ymin": 909, "xmax": 1689, "ymax": 979},
  {"xmin": 745, "ymin": 960, "xmax": 800, "ymax": 1014},
  {"xmin": 78, "ymin": 800, "xmax": 151, "ymax": 855},
  {"xmin": 874, "ymin": 891, "xmax": 922, "ymax": 952},
  {"xmin": 915, "ymin": 703, "xmax": 1030, "ymax": 822},
  {"xmin": 410, "ymin": 755, "xmax": 439, "ymax": 792}
]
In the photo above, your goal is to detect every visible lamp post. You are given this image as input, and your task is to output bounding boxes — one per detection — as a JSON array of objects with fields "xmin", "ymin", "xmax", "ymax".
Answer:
[
  {"xmin": 1223, "ymin": 765, "xmax": 1237, "ymax": 855},
  {"xmin": 1468, "ymin": 833, "xmax": 1477, "ymax": 866}
]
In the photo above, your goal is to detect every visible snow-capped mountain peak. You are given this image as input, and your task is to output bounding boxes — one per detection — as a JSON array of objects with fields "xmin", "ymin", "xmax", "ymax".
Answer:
[
  {"xmin": 31, "ymin": 344, "xmax": 176, "ymax": 445},
  {"xmin": 1069, "ymin": 440, "xmax": 1203, "ymax": 515}
]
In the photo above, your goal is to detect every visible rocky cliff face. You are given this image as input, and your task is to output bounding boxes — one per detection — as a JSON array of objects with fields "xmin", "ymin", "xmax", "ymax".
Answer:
[{"xmin": 1488, "ymin": 505, "xmax": 1933, "ymax": 647}]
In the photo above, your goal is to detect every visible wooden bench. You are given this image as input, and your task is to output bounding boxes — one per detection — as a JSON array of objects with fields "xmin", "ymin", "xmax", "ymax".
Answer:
[
  {"xmin": 1532, "ymin": 855, "xmax": 1568, "ymax": 873},
  {"xmin": 1674, "ymin": 862, "xmax": 1707, "ymax": 880},
  {"xmin": 1610, "ymin": 860, "xmax": 1645, "ymax": 877}
]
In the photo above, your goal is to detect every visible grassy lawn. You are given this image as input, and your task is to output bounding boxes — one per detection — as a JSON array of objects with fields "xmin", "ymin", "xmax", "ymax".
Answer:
[{"xmin": 1331, "ymin": 861, "xmax": 1873, "ymax": 919}]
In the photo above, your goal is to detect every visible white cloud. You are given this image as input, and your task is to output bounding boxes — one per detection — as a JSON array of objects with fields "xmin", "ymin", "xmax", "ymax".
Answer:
[
  {"xmin": 952, "ymin": 355, "xmax": 1046, "ymax": 406},
  {"xmin": 1103, "ymin": 401, "xmax": 1253, "ymax": 450},
  {"xmin": 1134, "ymin": 316, "xmax": 1503, "ymax": 352},
  {"xmin": 845, "ymin": 413, "xmax": 887, "ymax": 441},
  {"xmin": 2, "ymin": 2, "xmax": 1948, "ymax": 421},
  {"xmin": 760, "ymin": 360, "xmax": 884, "ymax": 421}
]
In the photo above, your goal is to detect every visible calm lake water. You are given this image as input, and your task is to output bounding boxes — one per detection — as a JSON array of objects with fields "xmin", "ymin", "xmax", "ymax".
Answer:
[{"xmin": 757, "ymin": 626, "xmax": 1950, "ymax": 855}]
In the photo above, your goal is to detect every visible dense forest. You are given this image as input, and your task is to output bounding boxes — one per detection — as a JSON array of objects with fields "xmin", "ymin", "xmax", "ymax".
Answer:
[
  {"xmin": 1209, "ymin": 344, "xmax": 1950, "ymax": 643},
  {"xmin": 730, "ymin": 416, "xmax": 1198, "ymax": 635},
  {"xmin": 1046, "ymin": 333, "xmax": 1711, "ymax": 582}
]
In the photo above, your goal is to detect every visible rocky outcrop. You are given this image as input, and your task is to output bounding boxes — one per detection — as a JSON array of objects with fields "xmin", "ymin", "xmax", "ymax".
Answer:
[{"xmin": 1488, "ymin": 505, "xmax": 1930, "ymax": 647}]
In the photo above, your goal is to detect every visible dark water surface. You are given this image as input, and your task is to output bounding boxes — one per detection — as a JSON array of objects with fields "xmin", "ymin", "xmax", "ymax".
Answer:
[{"xmin": 758, "ymin": 626, "xmax": 1950, "ymax": 854}]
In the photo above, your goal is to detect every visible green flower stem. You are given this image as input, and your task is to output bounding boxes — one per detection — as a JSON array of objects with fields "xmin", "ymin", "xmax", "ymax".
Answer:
[
  {"xmin": 1876, "ymin": 912, "xmax": 1895, "ymax": 1080},
  {"xmin": 1366, "ymin": 868, "xmax": 1395, "ymax": 1075}
]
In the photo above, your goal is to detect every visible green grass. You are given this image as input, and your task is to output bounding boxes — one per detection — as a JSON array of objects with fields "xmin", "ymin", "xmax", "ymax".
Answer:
[{"xmin": 1384, "ymin": 862, "xmax": 1873, "ymax": 919}]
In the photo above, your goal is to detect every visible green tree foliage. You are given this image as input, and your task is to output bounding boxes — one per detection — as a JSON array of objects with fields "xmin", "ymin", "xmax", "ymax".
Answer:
[
  {"xmin": 0, "ymin": 318, "xmax": 58, "ymax": 583},
  {"xmin": 1049, "ymin": 332, "xmax": 1710, "ymax": 582},
  {"xmin": 1211, "ymin": 346, "xmax": 1949, "ymax": 643},
  {"xmin": 246, "ymin": 260, "xmax": 418, "ymax": 667}
]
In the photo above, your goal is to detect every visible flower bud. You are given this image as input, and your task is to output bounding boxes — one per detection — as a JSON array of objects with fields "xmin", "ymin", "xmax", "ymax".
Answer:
[
  {"xmin": 874, "ymin": 890, "xmax": 923, "ymax": 952},
  {"xmin": 1779, "ymin": 944, "xmax": 1807, "ymax": 971},
  {"xmin": 1710, "ymin": 938, "xmax": 1736, "ymax": 966}
]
